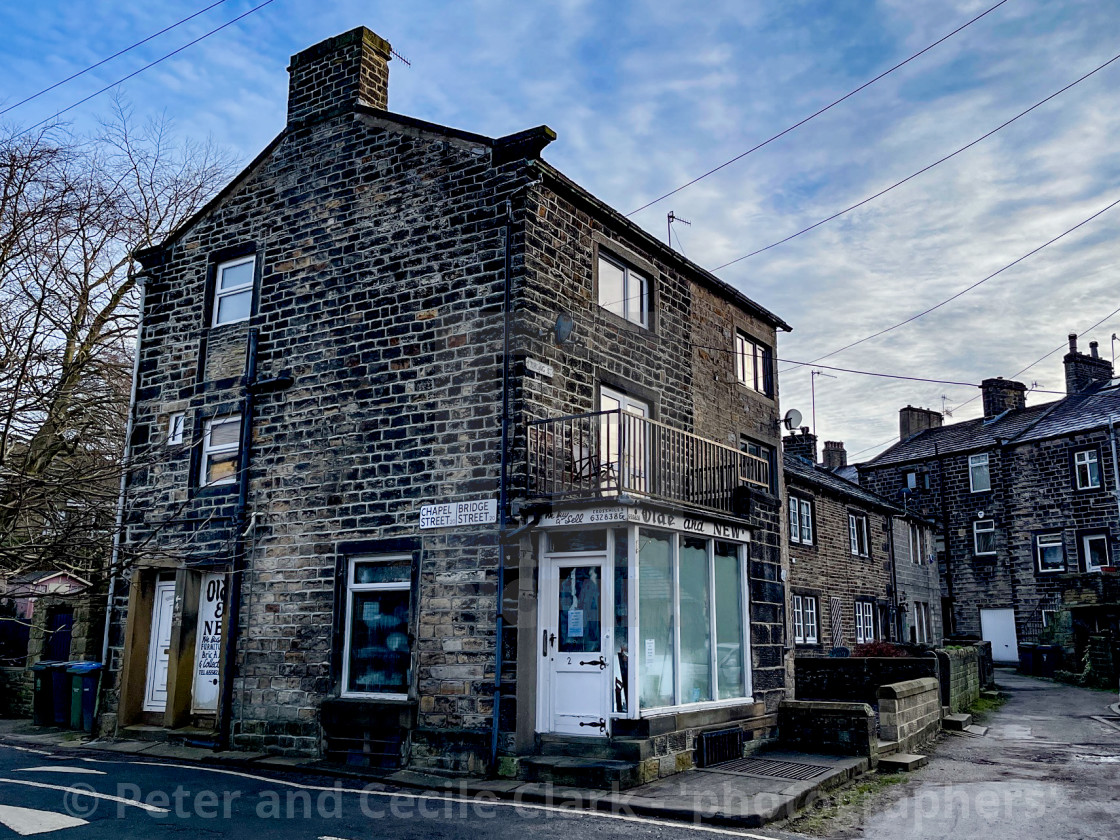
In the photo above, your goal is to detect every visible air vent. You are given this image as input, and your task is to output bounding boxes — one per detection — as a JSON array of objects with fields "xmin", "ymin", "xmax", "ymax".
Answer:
[{"xmin": 696, "ymin": 727, "xmax": 743, "ymax": 768}]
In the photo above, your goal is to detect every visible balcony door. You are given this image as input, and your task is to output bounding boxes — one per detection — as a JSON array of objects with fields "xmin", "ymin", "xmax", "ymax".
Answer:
[{"xmin": 599, "ymin": 386, "xmax": 648, "ymax": 494}]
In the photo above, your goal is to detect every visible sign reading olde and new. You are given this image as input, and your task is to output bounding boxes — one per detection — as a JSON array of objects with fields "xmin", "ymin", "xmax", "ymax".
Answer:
[{"xmin": 538, "ymin": 506, "xmax": 751, "ymax": 541}]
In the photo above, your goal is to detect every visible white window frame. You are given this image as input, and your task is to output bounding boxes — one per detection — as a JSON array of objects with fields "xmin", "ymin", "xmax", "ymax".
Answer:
[
  {"xmin": 905, "ymin": 471, "xmax": 917, "ymax": 490},
  {"xmin": 913, "ymin": 602, "xmax": 930, "ymax": 644},
  {"xmin": 969, "ymin": 453, "xmax": 990, "ymax": 493},
  {"xmin": 1035, "ymin": 532, "xmax": 1065, "ymax": 574},
  {"xmin": 167, "ymin": 412, "xmax": 185, "ymax": 446},
  {"xmin": 792, "ymin": 594, "xmax": 819, "ymax": 644},
  {"xmin": 597, "ymin": 253, "xmax": 648, "ymax": 328},
  {"xmin": 735, "ymin": 332, "xmax": 772, "ymax": 395},
  {"xmin": 909, "ymin": 522, "xmax": 923, "ymax": 564},
  {"xmin": 848, "ymin": 513, "xmax": 869, "ymax": 557},
  {"xmin": 212, "ymin": 255, "xmax": 255, "ymax": 327},
  {"xmin": 789, "ymin": 496, "xmax": 813, "ymax": 545},
  {"xmin": 1081, "ymin": 533, "xmax": 1110, "ymax": 572},
  {"xmin": 855, "ymin": 601, "xmax": 876, "ymax": 644},
  {"xmin": 341, "ymin": 555, "xmax": 412, "ymax": 699},
  {"xmin": 973, "ymin": 519, "xmax": 996, "ymax": 556},
  {"xmin": 1041, "ymin": 609, "xmax": 1057, "ymax": 628},
  {"xmin": 201, "ymin": 415, "xmax": 240, "ymax": 486},
  {"xmin": 1074, "ymin": 449, "xmax": 1101, "ymax": 490}
]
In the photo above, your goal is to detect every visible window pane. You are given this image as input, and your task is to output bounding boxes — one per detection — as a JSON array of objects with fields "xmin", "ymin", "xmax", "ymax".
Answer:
[
  {"xmin": 216, "ymin": 288, "xmax": 252, "ymax": 324},
  {"xmin": 347, "ymin": 590, "xmax": 410, "ymax": 694},
  {"xmin": 714, "ymin": 541, "xmax": 745, "ymax": 699},
  {"xmin": 627, "ymin": 272, "xmax": 647, "ymax": 325},
  {"xmin": 219, "ymin": 259, "xmax": 254, "ymax": 290},
  {"xmin": 613, "ymin": 529, "xmax": 629, "ymax": 715},
  {"xmin": 970, "ymin": 455, "xmax": 990, "ymax": 491},
  {"xmin": 209, "ymin": 418, "xmax": 240, "ymax": 448},
  {"xmin": 638, "ymin": 529, "xmax": 675, "ymax": 708},
  {"xmin": 206, "ymin": 452, "xmax": 237, "ymax": 484},
  {"xmin": 558, "ymin": 565, "xmax": 602, "ymax": 653},
  {"xmin": 598, "ymin": 257, "xmax": 625, "ymax": 319},
  {"xmin": 354, "ymin": 560, "xmax": 410, "ymax": 585},
  {"xmin": 800, "ymin": 501, "xmax": 813, "ymax": 543},
  {"xmin": 548, "ymin": 530, "xmax": 607, "ymax": 553},
  {"xmin": 1037, "ymin": 536, "xmax": 1064, "ymax": 571},
  {"xmin": 1086, "ymin": 536, "xmax": 1108, "ymax": 570},
  {"xmin": 805, "ymin": 598, "xmax": 817, "ymax": 643},
  {"xmin": 789, "ymin": 499, "xmax": 799, "ymax": 542},
  {"xmin": 679, "ymin": 537, "xmax": 712, "ymax": 704}
]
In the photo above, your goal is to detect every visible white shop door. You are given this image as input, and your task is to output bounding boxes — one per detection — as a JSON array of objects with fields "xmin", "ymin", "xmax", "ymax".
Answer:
[
  {"xmin": 192, "ymin": 573, "xmax": 225, "ymax": 713},
  {"xmin": 143, "ymin": 581, "xmax": 176, "ymax": 712},
  {"xmin": 980, "ymin": 608, "xmax": 1019, "ymax": 664}
]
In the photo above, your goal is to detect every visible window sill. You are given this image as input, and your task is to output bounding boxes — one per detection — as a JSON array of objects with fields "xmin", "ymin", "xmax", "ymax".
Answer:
[
  {"xmin": 194, "ymin": 483, "xmax": 238, "ymax": 499},
  {"xmin": 334, "ymin": 694, "xmax": 414, "ymax": 705},
  {"xmin": 596, "ymin": 305, "xmax": 652, "ymax": 336}
]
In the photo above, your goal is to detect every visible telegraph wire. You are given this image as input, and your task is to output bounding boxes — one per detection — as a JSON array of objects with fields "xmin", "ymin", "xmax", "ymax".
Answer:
[
  {"xmin": 18, "ymin": 0, "xmax": 279, "ymax": 137},
  {"xmin": 715, "ymin": 48, "xmax": 1120, "ymax": 271},
  {"xmin": 626, "ymin": 0, "xmax": 1013, "ymax": 217},
  {"xmin": 0, "ymin": 0, "xmax": 234, "ymax": 117}
]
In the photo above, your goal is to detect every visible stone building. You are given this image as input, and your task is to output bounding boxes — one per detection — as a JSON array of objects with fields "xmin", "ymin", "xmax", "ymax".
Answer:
[
  {"xmin": 103, "ymin": 27, "xmax": 792, "ymax": 783},
  {"xmin": 859, "ymin": 335, "xmax": 1120, "ymax": 674},
  {"xmin": 783, "ymin": 433, "xmax": 940, "ymax": 653}
]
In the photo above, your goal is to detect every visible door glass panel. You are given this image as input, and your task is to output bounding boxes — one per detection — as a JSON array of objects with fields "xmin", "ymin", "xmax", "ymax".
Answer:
[
  {"xmin": 347, "ymin": 590, "xmax": 411, "ymax": 694},
  {"xmin": 679, "ymin": 537, "xmax": 713, "ymax": 703},
  {"xmin": 613, "ymin": 528, "xmax": 629, "ymax": 714},
  {"xmin": 557, "ymin": 566, "xmax": 602, "ymax": 653},
  {"xmin": 714, "ymin": 541, "xmax": 746, "ymax": 699},
  {"xmin": 638, "ymin": 529, "xmax": 675, "ymax": 708}
]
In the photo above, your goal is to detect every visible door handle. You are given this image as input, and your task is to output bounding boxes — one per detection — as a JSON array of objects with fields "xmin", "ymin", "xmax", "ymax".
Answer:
[
  {"xmin": 542, "ymin": 629, "xmax": 548, "ymax": 657},
  {"xmin": 579, "ymin": 718, "xmax": 607, "ymax": 732},
  {"xmin": 580, "ymin": 656, "xmax": 608, "ymax": 670}
]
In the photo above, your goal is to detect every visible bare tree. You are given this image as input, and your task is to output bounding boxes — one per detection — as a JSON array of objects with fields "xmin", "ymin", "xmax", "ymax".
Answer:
[{"xmin": 0, "ymin": 104, "xmax": 230, "ymax": 582}]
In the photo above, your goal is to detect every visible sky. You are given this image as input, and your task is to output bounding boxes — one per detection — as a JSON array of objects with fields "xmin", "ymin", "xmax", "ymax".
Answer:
[{"xmin": 2, "ymin": 0, "xmax": 1119, "ymax": 462}]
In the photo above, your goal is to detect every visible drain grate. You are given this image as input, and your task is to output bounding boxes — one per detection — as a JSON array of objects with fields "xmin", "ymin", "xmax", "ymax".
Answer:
[{"xmin": 700, "ymin": 757, "xmax": 831, "ymax": 780}]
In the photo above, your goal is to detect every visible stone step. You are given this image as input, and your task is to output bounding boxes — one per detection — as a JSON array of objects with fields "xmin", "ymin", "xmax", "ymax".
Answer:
[
  {"xmin": 519, "ymin": 755, "xmax": 642, "ymax": 790},
  {"xmin": 942, "ymin": 713, "xmax": 973, "ymax": 731},
  {"xmin": 538, "ymin": 734, "xmax": 651, "ymax": 762},
  {"xmin": 980, "ymin": 690, "xmax": 1003, "ymax": 701},
  {"xmin": 878, "ymin": 753, "xmax": 928, "ymax": 772},
  {"xmin": 876, "ymin": 739, "xmax": 900, "ymax": 756},
  {"xmin": 964, "ymin": 724, "xmax": 989, "ymax": 736},
  {"xmin": 119, "ymin": 725, "xmax": 170, "ymax": 743}
]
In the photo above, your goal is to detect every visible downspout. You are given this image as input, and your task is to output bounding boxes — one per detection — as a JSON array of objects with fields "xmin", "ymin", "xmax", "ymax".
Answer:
[
  {"xmin": 101, "ymin": 274, "xmax": 148, "ymax": 667},
  {"xmin": 936, "ymin": 442, "xmax": 954, "ymax": 636},
  {"xmin": 491, "ymin": 197, "xmax": 514, "ymax": 773},
  {"xmin": 886, "ymin": 513, "xmax": 900, "ymax": 642},
  {"xmin": 1108, "ymin": 417, "xmax": 1120, "ymax": 531}
]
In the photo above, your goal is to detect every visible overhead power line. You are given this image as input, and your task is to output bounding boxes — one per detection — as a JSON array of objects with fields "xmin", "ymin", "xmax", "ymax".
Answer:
[
  {"xmin": 18, "ymin": 0, "xmax": 278, "ymax": 137},
  {"xmin": 0, "ymin": 1, "xmax": 234, "ymax": 117},
  {"xmin": 716, "ymin": 48, "xmax": 1120, "ymax": 271},
  {"xmin": 626, "ymin": 0, "xmax": 1012, "ymax": 217}
]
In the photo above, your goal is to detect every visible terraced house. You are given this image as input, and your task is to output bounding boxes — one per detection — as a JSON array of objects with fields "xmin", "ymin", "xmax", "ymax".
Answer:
[{"xmin": 103, "ymin": 27, "xmax": 793, "ymax": 785}]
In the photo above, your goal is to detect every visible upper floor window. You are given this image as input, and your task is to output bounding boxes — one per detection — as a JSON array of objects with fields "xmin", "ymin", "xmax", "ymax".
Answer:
[
  {"xmin": 167, "ymin": 412, "xmax": 185, "ymax": 446},
  {"xmin": 968, "ymin": 453, "xmax": 990, "ymax": 493},
  {"xmin": 597, "ymin": 253, "xmax": 648, "ymax": 327},
  {"xmin": 740, "ymin": 437, "xmax": 774, "ymax": 492},
  {"xmin": 212, "ymin": 256, "xmax": 255, "ymax": 327},
  {"xmin": 1073, "ymin": 449, "xmax": 1101, "ymax": 490},
  {"xmin": 202, "ymin": 415, "xmax": 240, "ymax": 486},
  {"xmin": 848, "ymin": 512, "xmax": 869, "ymax": 557},
  {"xmin": 342, "ymin": 556, "xmax": 413, "ymax": 697},
  {"xmin": 789, "ymin": 495, "xmax": 813, "ymax": 545},
  {"xmin": 909, "ymin": 522, "xmax": 924, "ymax": 564},
  {"xmin": 1035, "ymin": 532, "xmax": 1065, "ymax": 573},
  {"xmin": 735, "ymin": 333, "xmax": 773, "ymax": 396},
  {"xmin": 973, "ymin": 519, "xmax": 996, "ymax": 555},
  {"xmin": 1081, "ymin": 533, "xmax": 1109, "ymax": 572}
]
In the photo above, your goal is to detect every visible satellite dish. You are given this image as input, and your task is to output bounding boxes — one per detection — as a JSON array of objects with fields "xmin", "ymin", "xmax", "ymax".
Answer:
[
  {"xmin": 782, "ymin": 408, "xmax": 803, "ymax": 431},
  {"xmin": 554, "ymin": 313, "xmax": 575, "ymax": 344}
]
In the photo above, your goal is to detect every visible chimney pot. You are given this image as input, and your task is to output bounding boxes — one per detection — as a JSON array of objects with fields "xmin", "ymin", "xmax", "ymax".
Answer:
[
  {"xmin": 1064, "ymin": 332, "xmax": 1114, "ymax": 394},
  {"xmin": 1090, "ymin": 341, "xmax": 1099, "ymax": 359},
  {"xmin": 1069, "ymin": 333, "xmax": 1078, "ymax": 354}
]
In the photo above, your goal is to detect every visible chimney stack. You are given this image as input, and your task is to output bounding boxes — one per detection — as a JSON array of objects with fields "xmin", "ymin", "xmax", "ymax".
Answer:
[
  {"xmin": 822, "ymin": 441, "xmax": 847, "ymax": 471},
  {"xmin": 899, "ymin": 406, "xmax": 943, "ymax": 441},
  {"xmin": 287, "ymin": 27, "xmax": 392, "ymax": 126},
  {"xmin": 784, "ymin": 427, "xmax": 818, "ymax": 463},
  {"xmin": 1063, "ymin": 333, "xmax": 1114, "ymax": 395},
  {"xmin": 980, "ymin": 377, "xmax": 1027, "ymax": 419}
]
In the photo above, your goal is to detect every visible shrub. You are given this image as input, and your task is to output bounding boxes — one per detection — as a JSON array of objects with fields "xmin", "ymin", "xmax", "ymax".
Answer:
[{"xmin": 852, "ymin": 641, "xmax": 910, "ymax": 658}]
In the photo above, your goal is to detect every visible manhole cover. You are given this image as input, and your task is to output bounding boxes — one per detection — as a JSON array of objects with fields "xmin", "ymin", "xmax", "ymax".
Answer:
[{"xmin": 700, "ymin": 757, "xmax": 831, "ymax": 780}]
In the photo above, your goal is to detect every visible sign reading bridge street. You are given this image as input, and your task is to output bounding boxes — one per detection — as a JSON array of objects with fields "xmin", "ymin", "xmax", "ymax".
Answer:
[{"xmin": 420, "ymin": 498, "xmax": 498, "ymax": 529}]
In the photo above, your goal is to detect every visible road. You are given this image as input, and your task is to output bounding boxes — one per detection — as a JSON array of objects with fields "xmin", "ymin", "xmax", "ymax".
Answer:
[
  {"xmin": 0, "ymin": 738, "xmax": 779, "ymax": 839},
  {"xmin": 846, "ymin": 669, "xmax": 1120, "ymax": 840}
]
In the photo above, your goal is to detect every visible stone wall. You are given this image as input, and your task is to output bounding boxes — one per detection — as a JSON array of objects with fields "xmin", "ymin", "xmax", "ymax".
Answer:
[
  {"xmin": 0, "ymin": 668, "xmax": 31, "ymax": 718},
  {"xmin": 935, "ymin": 647, "xmax": 981, "ymax": 713},
  {"xmin": 878, "ymin": 677, "xmax": 941, "ymax": 754},
  {"xmin": 777, "ymin": 700, "xmax": 877, "ymax": 760},
  {"xmin": 794, "ymin": 656, "xmax": 938, "ymax": 705}
]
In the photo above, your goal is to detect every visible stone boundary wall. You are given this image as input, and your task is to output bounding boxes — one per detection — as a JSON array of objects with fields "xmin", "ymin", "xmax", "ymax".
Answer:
[
  {"xmin": 0, "ymin": 668, "xmax": 31, "ymax": 718},
  {"xmin": 935, "ymin": 648, "xmax": 981, "ymax": 713},
  {"xmin": 778, "ymin": 700, "xmax": 877, "ymax": 762},
  {"xmin": 795, "ymin": 656, "xmax": 938, "ymax": 705},
  {"xmin": 878, "ymin": 677, "xmax": 941, "ymax": 754}
]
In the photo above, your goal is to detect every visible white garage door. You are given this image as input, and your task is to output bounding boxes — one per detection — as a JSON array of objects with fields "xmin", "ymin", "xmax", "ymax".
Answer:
[{"xmin": 980, "ymin": 608, "xmax": 1019, "ymax": 664}]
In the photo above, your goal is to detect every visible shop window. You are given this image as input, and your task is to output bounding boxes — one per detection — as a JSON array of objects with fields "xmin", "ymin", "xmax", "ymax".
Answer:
[{"xmin": 342, "ymin": 556, "xmax": 413, "ymax": 697}]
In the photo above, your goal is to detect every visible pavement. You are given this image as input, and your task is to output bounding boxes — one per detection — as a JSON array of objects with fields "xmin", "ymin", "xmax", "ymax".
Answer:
[{"xmin": 0, "ymin": 718, "xmax": 868, "ymax": 831}]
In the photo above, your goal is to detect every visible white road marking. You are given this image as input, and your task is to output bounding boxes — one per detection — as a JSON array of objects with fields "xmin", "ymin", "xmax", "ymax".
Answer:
[
  {"xmin": 15, "ymin": 766, "xmax": 107, "ymax": 776},
  {"xmin": 145, "ymin": 762, "xmax": 773, "ymax": 837},
  {"xmin": 0, "ymin": 804, "xmax": 88, "ymax": 836},
  {"xmin": 0, "ymin": 778, "xmax": 169, "ymax": 813},
  {"xmin": 1, "ymin": 745, "xmax": 54, "ymax": 756}
]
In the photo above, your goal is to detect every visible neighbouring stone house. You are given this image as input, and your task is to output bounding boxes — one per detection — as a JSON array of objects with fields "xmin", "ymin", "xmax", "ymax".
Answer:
[
  {"xmin": 783, "ymin": 433, "xmax": 941, "ymax": 654},
  {"xmin": 102, "ymin": 27, "xmax": 793, "ymax": 784},
  {"xmin": 859, "ymin": 334, "xmax": 1120, "ymax": 676}
]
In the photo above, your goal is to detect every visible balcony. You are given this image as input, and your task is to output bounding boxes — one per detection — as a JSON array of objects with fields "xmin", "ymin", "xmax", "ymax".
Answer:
[{"xmin": 525, "ymin": 410, "xmax": 771, "ymax": 517}]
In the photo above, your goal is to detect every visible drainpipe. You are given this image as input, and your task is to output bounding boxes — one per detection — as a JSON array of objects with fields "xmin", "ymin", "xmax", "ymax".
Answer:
[
  {"xmin": 102, "ymin": 274, "xmax": 148, "ymax": 668},
  {"xmin": 491, "ymin": 197, "xmax": 514, "ymax": 774},
  {"xmin": 936, "ymin": 442, "xmax": 954, "ymax": 636},
  {"xmin": 1109, "ymin": 417, "xmax": 1120, "ymax": 530},
  {"xmin": 886, "ymin": 514, "xmax": 900, "ymax": 642}
]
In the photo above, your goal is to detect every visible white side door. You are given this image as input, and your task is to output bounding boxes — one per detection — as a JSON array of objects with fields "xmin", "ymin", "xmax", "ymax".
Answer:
[
  {"xmin": 980, "ymin": 608, "xmax": 1019, "ymax": 664},
  {"xmin": 192, "ymin": 573, "xmax": 225, "ymax": 713},
  {"xmin": 600, "ymin": 387, "xmax": 649, "ymax": 494},
  {"xmin": 143, "ymin": 581, "xmax": 176, "ymax": 712},
  {"xmin": 540, "ymin": 557, "xmax": 612, "ymax": 736}
]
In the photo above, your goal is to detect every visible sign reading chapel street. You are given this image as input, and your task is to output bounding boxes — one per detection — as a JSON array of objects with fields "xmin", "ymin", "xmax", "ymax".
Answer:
[{"xmin": 420, "ymin": 499, "xmax": 498, "ymax": 529}]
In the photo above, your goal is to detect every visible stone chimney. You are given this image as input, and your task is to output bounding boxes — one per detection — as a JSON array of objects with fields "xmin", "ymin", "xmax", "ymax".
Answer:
[
  {"xmin": 980, "ymin": 377, "xmax": 1027, "ymax": 419},
  {"xmin": 899, "ymin": 406, "xmax": 942, "ymax": 441},
  {"xmin": 1063, "ymin": 333, "xmax": 1114, "ymax": 395},
  {"xmin": 822, "ymin": 441, "xmax": 847, "ymax": 471},
  {"xmin": 784, "ymin": 428, "xmax": 818, "ymax": 463},
  {"xmin": 287, "ymin": 27, "xmax": 392, "ymax": 126}
]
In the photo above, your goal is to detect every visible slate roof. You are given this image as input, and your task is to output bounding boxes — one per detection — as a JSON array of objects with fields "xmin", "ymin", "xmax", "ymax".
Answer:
[
  {"xmin": 865, "ymin": 380, "xmax": 1120, "ymax": 468},
  {"xmin": 784, "ymin": 453, "xmax": 900, "ymax": 514}
]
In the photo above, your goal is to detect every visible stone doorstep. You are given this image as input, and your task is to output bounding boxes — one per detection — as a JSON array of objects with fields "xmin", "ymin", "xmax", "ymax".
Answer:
[
  {"xmin": 942, "ymin": 713, "xmax": 973, "ymax": 731},
  {"xmin": 877, "ymin": 753, "xmax": 928, "ymax": 773}
]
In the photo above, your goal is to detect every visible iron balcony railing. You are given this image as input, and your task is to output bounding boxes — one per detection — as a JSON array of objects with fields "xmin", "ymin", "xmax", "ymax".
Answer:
[{"xmin": 526, "ymin": 409, "xmax": 771, "ymax": 516}]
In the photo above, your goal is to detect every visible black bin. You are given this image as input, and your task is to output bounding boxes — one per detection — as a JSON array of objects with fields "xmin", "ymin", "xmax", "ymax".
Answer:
[{"xmin": 30, "ymin": 661, "xmax": 65, "ymax": 726}]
